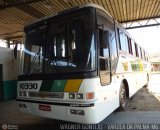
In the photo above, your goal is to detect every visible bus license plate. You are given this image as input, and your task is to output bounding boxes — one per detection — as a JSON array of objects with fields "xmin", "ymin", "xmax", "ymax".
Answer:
[{"xmin": 39, "ymin": 104, "xmax": 51, "ymax": 111}]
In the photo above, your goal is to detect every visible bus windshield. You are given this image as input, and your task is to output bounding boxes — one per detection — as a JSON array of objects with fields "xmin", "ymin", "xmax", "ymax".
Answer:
[{"xmin": 22, "ymin": 12, "xmax": 96, "ymax": 74}]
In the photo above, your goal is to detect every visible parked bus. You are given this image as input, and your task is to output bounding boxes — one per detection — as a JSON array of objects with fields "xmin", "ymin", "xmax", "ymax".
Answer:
[{"xmin": 17, "ymin": 3, "xmax": 150, "ymax": 124}]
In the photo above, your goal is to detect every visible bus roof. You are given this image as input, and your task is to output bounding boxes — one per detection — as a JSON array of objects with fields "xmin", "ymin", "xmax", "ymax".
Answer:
[
  {"xmin": 24, "ymin": 3, "xmax": 113, "ymax": 27},
  {"xmin": 79, "ymin": 3, "xmax": 113, "ymax": 18}
]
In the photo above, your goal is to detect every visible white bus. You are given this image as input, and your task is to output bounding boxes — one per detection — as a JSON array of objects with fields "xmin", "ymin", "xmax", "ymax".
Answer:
[{"xmin": 17, "ymin": 4, "xmax": 150, "ymax": 124}]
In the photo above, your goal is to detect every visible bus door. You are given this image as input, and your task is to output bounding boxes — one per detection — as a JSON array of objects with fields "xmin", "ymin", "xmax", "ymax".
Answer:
[
  {"xmin": 98, "ymin": 26, "xmax": 119, "ymax": 111},
  {"xmin": 98, "ymin": 27, "xmax": 111, "ymax": 85}
]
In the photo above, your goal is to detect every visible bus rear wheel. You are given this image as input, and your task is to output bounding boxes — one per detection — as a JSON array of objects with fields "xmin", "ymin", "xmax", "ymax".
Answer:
[{"xmin": 119, "ymin": 82, "xmax": 127, "ymax": 111}]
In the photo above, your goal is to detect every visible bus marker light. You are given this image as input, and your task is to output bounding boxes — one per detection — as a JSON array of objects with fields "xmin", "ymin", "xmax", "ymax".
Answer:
[
  {"xmin": 39, "ymin": 104, "xmax": 51, "ymax": 111},
  {"xmin": 86, "ymin": 92, "xmax": 94, "ymax": 100}
]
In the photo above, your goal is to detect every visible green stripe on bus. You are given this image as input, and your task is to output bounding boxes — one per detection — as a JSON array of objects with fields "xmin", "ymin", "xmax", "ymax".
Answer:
[
  {"xmin": 51, "ymin": 80, "xmax": 67, "ymax": 92},
  {"xmin": 131, "ymin": 61, "xmax": 144, "ymax": 71},
  {"xmin": 131, "ymin": 63, "xmax": 140, "ymax": 71},
  {"xmin": 40, "ymin": 80, "xmax": 54, "ymax": 91}
]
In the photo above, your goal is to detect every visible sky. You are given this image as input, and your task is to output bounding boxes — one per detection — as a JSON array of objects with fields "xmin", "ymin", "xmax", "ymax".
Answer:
[{"xmin": 128, "ymin": 26, "xmax": 160, "ymax": 55}]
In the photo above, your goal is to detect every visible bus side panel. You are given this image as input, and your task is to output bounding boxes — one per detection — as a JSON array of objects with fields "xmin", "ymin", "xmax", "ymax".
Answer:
[{"xmin": 116, "ymin": 52, "xmax": 149, "ymax": 97}]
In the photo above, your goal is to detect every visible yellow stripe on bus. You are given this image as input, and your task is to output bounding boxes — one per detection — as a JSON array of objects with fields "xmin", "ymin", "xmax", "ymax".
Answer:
[
  {"xmin": 64, "ymin": 79, "xmax": 83, "ymax": 92},
  {"xmin": 139, "ymin": 61, "xmax": 143, "ymax": 71}
]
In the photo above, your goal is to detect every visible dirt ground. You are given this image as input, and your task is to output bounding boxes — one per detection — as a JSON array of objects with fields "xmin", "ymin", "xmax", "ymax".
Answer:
[{"xmin": 125, "ymin": 74, "xmax": 160, "ymax": 111}]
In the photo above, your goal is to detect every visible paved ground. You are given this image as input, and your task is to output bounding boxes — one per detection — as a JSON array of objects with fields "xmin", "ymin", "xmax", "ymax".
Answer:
[
  {"xmin": 117, "ymin": 73, "xmax": 160, "ymax": 111},
  {"xmin": 0, "ymin": 74, "xmax": 160, "ymax": 130}
]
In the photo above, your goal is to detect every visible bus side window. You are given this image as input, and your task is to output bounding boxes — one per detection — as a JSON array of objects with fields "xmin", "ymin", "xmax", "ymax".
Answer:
[
  {"xmin": 140, "ymin": 47, "xmax": 143, "ymax": 59},
  {"xmin": 99, "ymin": 28, "xmax": 111, "ymax": 85},
  {"xmin": 142, "ymin": 49, "xmax": 145, "ymax": 60},
  {"xmin": 128, "ymin": 37, "xmax": 133, "ymax": 55},
  {"xmin": 137, "ymin": 46, "xmax": 142, "ymax": 58},
  {"xmin": 144, "ymin": 51, "xmax": 147, "ymax": 61},
  {"xmin": 135, "ymin": 43, "xmax": 139, "ymax": 57},
  {"xmin": 118, "ymin": 29, "xmax": 129, "ymax": 53},
  {"xmin": 131, "ymin": 40, "xmax": 136, "ymax": 56},
  {"xmin": 109, "ymin": 31, "xmax": 118, "ymax": 73}
]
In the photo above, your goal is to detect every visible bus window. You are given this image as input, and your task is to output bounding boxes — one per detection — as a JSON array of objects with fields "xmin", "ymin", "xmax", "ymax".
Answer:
[
  {"xmin": 138, "ymin": 46, "xmax": 142, "ymax": 59},
  {"xmin": 23, "ymin": 25, "xmax": 46, "ymax": 74},
  {"xmin": 109, "ymin": 31, "xmax": 117, "ymax": 60},
  {"xmin": 99, "ymin": 28, "xmax": 111, "ymax": 85},
  {"xmin": 146, "ymin": 52, "xmax": 148, "ymax": 61},
  {"xmin": 144, "ymin": 50, "xmax": 146, "ymax": 60},
  {"xmin": 109, "ymin": 31, "xmax": 118, "ymax": 73},
  {"xmin": 128, "ymin": 37, "xmax": 132, "ymax": 55},
  {"xmin": 131, "ymin": 40, "xmax": 136, "ymax": 56},
  {"xmin": 141, "ymin": 49, "xmax": 144, "ymax": 60},
  {"xmin": 143, "ymin": 50, "xmax": 145, "ymax": 60},
  {"xmin": 144, "ymin": 51, "xmax": 148, "ymax": 61},
  {"xmin": 118, "ymin": 29, "xmax": 129, "ymax": 53},
  {"xmin": 135, "ymin": 43, "xmax": 139, "ymax": 57},
  {"xmin": 146, "ymin": 53, "xmax": 149, "ymax": 61}
]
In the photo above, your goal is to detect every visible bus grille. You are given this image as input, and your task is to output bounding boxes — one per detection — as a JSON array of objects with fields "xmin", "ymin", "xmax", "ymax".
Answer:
[{"xmin": 28, "ymin": 92, "xmax": 64, "ymax": 99}]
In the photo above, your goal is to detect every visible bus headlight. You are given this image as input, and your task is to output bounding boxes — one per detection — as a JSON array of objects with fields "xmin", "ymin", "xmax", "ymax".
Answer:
[
  {"xmin": 78, "ymin": 110, "xmax": 85, "ymax": 115},
  {"xmin": 76, "ymin": 93, "xmax": 83, "ymax": 99},
  {"xmin": 69, "ymin": 93, "xmax": 84, "ymax": 99},
  {"xmin": 69, "ymin": 93, "xmax": 75, "ymax": 99},
  {"xmin": 70, "ymin": 109, "xmax": 77, "ymax": 114}
]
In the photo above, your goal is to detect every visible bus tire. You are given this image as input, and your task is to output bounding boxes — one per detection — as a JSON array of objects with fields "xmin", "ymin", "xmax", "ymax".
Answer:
[{"xmin": 119, "ymin": 82, "xmax": 127, "ymax": 111}]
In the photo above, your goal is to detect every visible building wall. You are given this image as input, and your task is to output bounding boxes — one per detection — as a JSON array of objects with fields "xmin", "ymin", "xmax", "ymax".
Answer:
[
  {"xmin": 151, "ymin": 63, "xmax": 160, "ymax": 72},
  {"xmin": 0, "ymin": 47, "xmax": 19, "ymax": 100}
]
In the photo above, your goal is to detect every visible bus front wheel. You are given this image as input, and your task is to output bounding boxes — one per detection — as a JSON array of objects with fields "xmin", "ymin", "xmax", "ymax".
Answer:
[{"xmin": 119, "ymin": 82, "xmax": 127, "ymax": 111}]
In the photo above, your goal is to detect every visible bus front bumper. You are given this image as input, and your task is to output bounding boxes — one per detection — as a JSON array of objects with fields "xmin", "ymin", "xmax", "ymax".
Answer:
[{"xmin": 16, "ymin": 98, "xmax": 100, "ymax": 124}]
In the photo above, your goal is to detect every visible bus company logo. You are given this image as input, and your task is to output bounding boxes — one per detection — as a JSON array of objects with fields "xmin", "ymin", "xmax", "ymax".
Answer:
[
  {"xmin": 122, "ymin": 62, "xmax": 128, "ymax": 71},
  {"xmin": 20, "ymin": 83, "xmax": 38, "ymax": 89}
]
